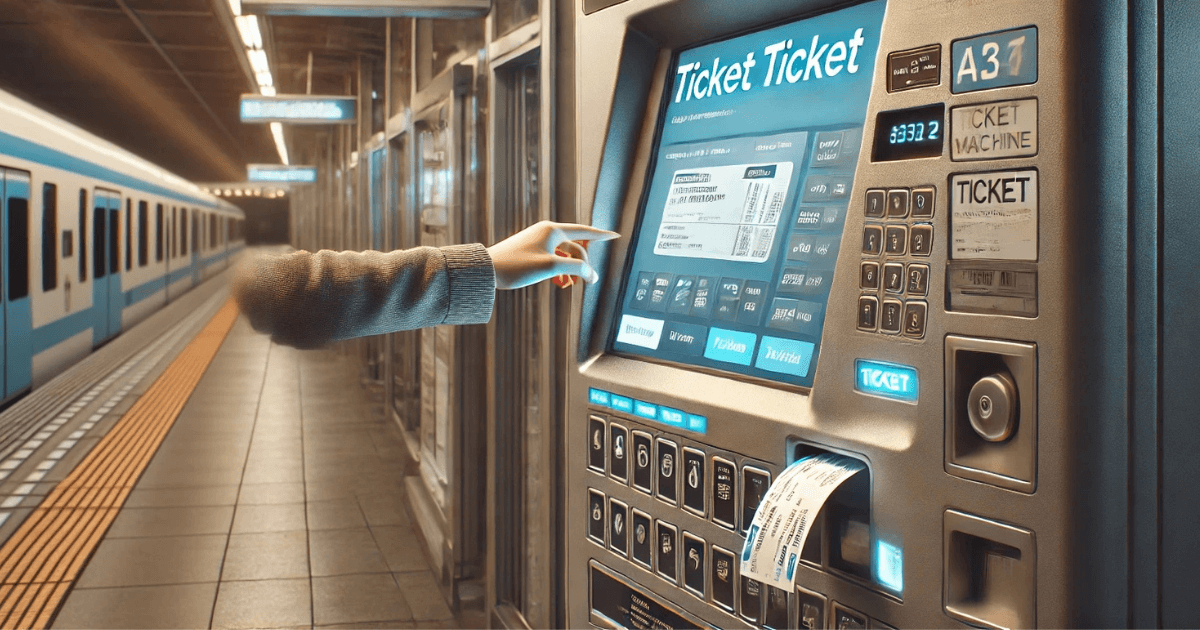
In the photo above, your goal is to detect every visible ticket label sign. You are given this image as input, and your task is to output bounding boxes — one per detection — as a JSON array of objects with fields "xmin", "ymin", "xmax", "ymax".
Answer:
[
  {"xmin": 951, "ymin": 98, "xmax": 1038, "ymax": 161},
  {"xmin": 950, "ymin": 170, "xmax": 1038, "ymax": 260},
  {"xmin": 740, "ymin": 453, "xmax": 865, "ymax": 590},
  {"xmin": 654, "ymin": 162, "xmax": 794, "ymax": 263}
]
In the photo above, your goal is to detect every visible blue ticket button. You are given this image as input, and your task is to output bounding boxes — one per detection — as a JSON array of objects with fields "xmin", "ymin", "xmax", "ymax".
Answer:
[
  {"xmin": 658, "ymin": 407, "xmax": 685, "ymax": 427},
  {"xmin": 703, "ymin": 328, "xmax": 757, "ymax": 366},
  {"xmin": 589, "ymin": 388, "xmax": 611, "ymax": 407},
  {"xmin": 634, "ymin": 400, "xmax": 658, "ymax": 420},
  {"xmin": 686, "ymin": 414, "xmax": 708, "ymax": 434},
  {"xmin": 855, "ymin": 359, "xmax": 919, "ymax": 402},
  {"xmin": 754, "ymin": 336, "xmax": 816, "ymax": 377},
  {"xmin": 610, "ymin": 395, "xmax": 633, "ymax": 413}
]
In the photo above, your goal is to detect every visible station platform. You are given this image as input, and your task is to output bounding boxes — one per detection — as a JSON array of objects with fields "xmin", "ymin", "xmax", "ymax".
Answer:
[{"xmin": 0, "ymin": 269, "xmax": 463, "ymax": 629}]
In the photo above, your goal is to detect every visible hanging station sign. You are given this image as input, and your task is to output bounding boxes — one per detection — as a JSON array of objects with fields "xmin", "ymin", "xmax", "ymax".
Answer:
[{"xmin": 239, "ymin": 94, "xmax": 356, "ymax": 124}]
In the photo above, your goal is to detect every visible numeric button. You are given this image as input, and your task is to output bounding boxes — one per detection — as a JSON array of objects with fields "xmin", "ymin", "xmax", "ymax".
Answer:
[
  {"xmin": 609, "ymin": 424, "xmax": 628, "ymax": 482},
  {"xmin": 711, "ymin": 546, "xmax": 737, "ymax": 611},
  {"xmin": 632, "ymin": 431, "xmax": 653, "ymax": 494},
  {"xmin": 881, "ymin": 300, "xmax": 903, "ymax": 334},
  {"xmin": 906, "ymin": 264, "xmax": 929, "ymax": 296},
  {"xmin": 682, "ymin": 448, "xmax": 705, "ymax": 516},
  {"xmin": 712, "ymin": 457, "xmax": 737, "ymax": 530},
  {"xmin": 864, "ymin": 189, "xmax": 886, "ymax": 218},
  {"xmin": 862, "ymin": 226, "xmax": 882, "ymax": 256},
  {"xmin": 656, "ymin": 521, "xmax": 678, "ymax": 583},
  {"xmin": 886, "ymin": 189, "xmax": 909, "ymax": 218},
  {"xmin": 587, "ymin": 417, "xmax": 605, "ymax": 473},
  {"xmin": 656, "ymin": 438, "xmax": 678, "ymax": 505},
  {"xmin": 741, "ymin": 467, "xmax": 771, "ymax": 533},
  {"xmin": 860, "ymin": 262, "xmax": 879, "ymax": 290},
  {"xmin": 609, "ymin": 498, "xmax": 628, "ymax": 556},
  {"xmin": 632, "ymin": 510, "xmax": 653, "ymax": 568},
  {"xmin": 882, "ymin": 263, "xmax": 904, "ymax": 295},
  {"xmin": 587, "ymin": 489, "xmax": 606, "ymax": 545},
  {"xmin": 903, "ymin": 301, "xmax": 928, "ymax": 339},
  {"xmin": 910, "ymin": 224, "xmax": 933, "ymax": 256},
  {"xmin": 911, "ymin": 187, "xmax": 935, "ymax": 218},
  {"xmin": 682, "ymin": 533, "xmax": 706, "ymax": 598},
  {"xmin": 884, "ymin": 225, "xmax": 907, "ymax": 255},
  {"xmin": 857, "ymin": 296, "xmax": 879, "ymax": 331}
]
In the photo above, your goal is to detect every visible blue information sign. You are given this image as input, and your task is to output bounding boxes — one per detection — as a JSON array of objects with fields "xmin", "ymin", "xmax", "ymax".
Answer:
[
  {"xmin": 951, "ymin": 27, "xmax": 1038, "ymax": 94},
  {"xmin": 248, "ymin": 164, "xmax": 317, "ymax": 183},
  {"xmin": 240, "ymin": 95, "xmax": 356, "ymax": 124}
]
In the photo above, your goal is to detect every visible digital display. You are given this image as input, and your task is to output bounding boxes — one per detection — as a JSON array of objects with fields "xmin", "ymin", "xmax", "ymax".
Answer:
[
  {"xmin": 239, "ymin": 94, "xmax": 356, "ymax": 124},
  {"xmin": 872, "ymin": 104, "xmax": 945, "ymax": 161},
  {"xmin": 609, "ymin": 0, "xmax": 887, "ymax": 388}
]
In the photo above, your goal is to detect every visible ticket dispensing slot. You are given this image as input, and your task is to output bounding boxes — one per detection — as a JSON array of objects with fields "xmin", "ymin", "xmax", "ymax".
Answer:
[{"xmin": 790, "ymin": 444, "xmax": 875, "ymax": 587}]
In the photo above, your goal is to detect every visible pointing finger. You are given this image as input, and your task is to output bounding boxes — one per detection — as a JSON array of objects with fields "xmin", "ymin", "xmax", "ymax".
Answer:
[{"xmin": 550, "ymin": 223, "xmax": 620, "ymax": 245}]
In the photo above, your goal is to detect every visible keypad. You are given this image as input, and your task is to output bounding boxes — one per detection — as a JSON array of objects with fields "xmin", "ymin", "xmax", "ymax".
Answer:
[{"xmin": 859, "ymin": 185, "xmax": 935, "ymax": 339}]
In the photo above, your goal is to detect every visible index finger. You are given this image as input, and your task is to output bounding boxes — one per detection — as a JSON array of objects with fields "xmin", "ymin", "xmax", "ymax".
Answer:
[{"xmin": 550, "ymin": 223, "xmax": 621, "ymax": 244}]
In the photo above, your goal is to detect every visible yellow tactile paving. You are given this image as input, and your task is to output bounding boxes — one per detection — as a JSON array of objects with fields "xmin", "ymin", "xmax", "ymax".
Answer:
[{"xmin": 0, "ymin": 298, "xmax": 238, "ymax": 629}]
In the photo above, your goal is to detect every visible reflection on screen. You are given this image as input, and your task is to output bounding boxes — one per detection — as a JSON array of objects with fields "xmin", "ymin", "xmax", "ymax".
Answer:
[{"xmin": 611, "ymin": 0, "xmax": 886, "ymax": 388}]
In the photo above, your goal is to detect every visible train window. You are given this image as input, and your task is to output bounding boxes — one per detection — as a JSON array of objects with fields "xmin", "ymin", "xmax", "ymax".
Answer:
[
  {"xmin": 210, "ymin": 215, "xmax": 217, "ymax": 248},
  {"xmin": 155, "ymin": 203, "xmax": 163, "ymax": 262},
  {"xmin": 78, "ymin": 189, "xmax": 87, "ymax": 282},
  {"xmin": 62, "ymin": 231, "xmax": 73, "ymax": 258},
  {"xmin": 192, "ymin": 211, "xmax": 199, "ymax": 253},
  {"xmin": 181, "ymin": 208, "xmax": 188, "ymax": 256},
  {"xmin": 110, "ymin": 206, "xmax": 119, "ymax": 274},
  {"xmin": 93, "ymin": 204, "xmax": 105, "ymax": 280},
  {"xmin": 9, "ymin": 195, "xmax": 29, "ymax": 300},
  {"xmin": 137, "ymin": 200, "xmax": 148, "ymax": 267},
  {"xmin": 125, "ymin": 199, "xmax": 131, "ymax": 270},
  {"xmin": 42, "ymin": 183, "xmax": 57, "ymax": 291}
]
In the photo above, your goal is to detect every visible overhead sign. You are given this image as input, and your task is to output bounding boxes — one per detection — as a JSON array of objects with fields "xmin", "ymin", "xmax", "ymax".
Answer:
[
  {"xmin": 240, "ymin": 95, "xmax": 356, "ymax": 124},
  {"xmin": 247, "ymin": 165, "xmax": 317, "ymax": 183},
  {"xmin": 241, "ymin": 0, "xmax": 488, "ymax": 18}
]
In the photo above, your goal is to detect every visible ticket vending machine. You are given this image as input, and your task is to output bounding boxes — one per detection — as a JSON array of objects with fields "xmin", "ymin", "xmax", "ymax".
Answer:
[{"xmin": 566, "ymin": 0, "xmax": 1198, "ymax": 628}]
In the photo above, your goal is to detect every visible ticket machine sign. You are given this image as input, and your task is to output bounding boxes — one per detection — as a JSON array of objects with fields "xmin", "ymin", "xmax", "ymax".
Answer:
[{"xmin": 855, "ymin": 359, "xmax": 919, "ymax": 402}]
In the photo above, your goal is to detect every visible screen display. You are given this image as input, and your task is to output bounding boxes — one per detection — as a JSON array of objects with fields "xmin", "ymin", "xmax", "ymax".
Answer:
[
  {"xmin": 610, "ymin": 0, "xmax": 887, "ymax": 388},
  {"xmin": 871, "ymin": 104, "xmax": 945, "ymax": 161}
]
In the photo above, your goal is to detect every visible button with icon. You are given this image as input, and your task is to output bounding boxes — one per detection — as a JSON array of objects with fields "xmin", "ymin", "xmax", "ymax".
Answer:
[
  {"xmin": 587, "ymin": 416, "xmax": 605, "ymax": 473},
  {"xmin": 656, "ymin": 438, "xmax": 679, "ymax": 505},
  {"xmin": 608, "ymin": 424, "xmax": 628, "ymax": 483},
  {"xmin": 683, "ymin": 533, "xmax": 706, "ymax": 598},
  {"xmin": 682, "ymin": 447, "xmax": 706, "ymax": 516},
  {"xmin": 587, "ymin": 489, "xmax": 605, "ymax": 545},
  {"xmin": 632, "ymin": 431, "xmax": 653, "ymax": 494},
  {"xmin": 608, "ymin": 498, "xmax": 628, "ymax": 557},
  {"xmin": 632, "ymin": 509, "xmax": 653, "ymax": 569}
]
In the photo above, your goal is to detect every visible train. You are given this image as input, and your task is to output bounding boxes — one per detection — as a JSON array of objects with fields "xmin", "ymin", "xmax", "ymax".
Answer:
[{"xmin": 0, "ymin": 86, "xmax": 244, "ymax": 404}]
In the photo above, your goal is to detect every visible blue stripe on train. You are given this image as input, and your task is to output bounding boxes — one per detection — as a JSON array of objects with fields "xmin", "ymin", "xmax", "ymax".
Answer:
[
  {"xmin": 29, "ymin": 245, "xmax": 244, "ymax": 356},
  {"xmin": 0, "ymin": 130, "xmax": 219, "ymax": 208}
]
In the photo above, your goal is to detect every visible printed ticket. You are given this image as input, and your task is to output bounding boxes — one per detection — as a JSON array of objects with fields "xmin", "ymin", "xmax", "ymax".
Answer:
[
  {"xmin": 654, "ymin": 162, "xmax": 794, "ymax": 262},
  {"xmin": 740, "ymin": 453, "xmax": 866, "ymax": 590}
]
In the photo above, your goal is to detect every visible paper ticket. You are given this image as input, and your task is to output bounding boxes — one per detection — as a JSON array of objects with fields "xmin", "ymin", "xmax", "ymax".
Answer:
[{"xmin": 740, "ymin": 453, "xmax": 866, "ymax": 590}]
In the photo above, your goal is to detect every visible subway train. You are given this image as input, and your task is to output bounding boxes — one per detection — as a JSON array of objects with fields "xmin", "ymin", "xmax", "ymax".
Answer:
[{"xmin": 0, "ymin": 86, "xmax": 244, "ymax": 404}]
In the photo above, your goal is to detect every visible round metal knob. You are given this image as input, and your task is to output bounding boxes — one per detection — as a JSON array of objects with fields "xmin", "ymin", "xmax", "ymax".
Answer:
[{"xmin": 967, "ymin": 372, "xmax": 1018, "ymax": 442}]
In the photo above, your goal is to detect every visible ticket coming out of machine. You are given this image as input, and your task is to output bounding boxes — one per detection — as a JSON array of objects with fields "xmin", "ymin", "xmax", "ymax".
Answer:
[{"xmin": 740, "ymin": 453, "xmax": 866, "ymax": 590}]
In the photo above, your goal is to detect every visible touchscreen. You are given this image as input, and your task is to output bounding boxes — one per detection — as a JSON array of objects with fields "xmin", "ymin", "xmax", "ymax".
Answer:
[{"xmin": 611, "ymin": 0, "xmax": 886, "ymax": 388}]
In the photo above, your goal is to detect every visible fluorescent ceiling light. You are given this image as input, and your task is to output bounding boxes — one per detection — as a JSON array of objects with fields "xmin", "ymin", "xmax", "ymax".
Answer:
[
  {"xmin": 241, "ymin": 0, "xmax": 489, "ymax": 18},
  {"xmin": 236, "ymin": 15, "xmax": 263, "ymax": 49},
  {"xmin": 270, "ymin": 122, "xmax": 289, "ymax": 165}
]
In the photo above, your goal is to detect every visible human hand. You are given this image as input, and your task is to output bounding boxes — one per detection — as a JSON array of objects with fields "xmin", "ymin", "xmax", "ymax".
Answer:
[{"xmin": 487, "ymin": 221, "xmax": 620, "ymax": 290}]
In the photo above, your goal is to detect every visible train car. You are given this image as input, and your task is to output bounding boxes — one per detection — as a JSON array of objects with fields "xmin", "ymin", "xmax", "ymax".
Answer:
[{"xmin": 0, "ymin": 86, "xmax": 244, "ymax": 403}]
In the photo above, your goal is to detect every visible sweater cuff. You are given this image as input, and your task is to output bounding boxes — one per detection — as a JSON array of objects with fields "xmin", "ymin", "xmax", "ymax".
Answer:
[{"xmin": 441, "ymin": 243, "xmax": 496, "ymax": 325}]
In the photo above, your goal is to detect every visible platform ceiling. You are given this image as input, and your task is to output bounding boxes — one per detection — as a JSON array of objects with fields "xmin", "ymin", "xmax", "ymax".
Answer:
[{"xmin": 0, "ymin": 0, "xmax": 384, "ymax": 183}]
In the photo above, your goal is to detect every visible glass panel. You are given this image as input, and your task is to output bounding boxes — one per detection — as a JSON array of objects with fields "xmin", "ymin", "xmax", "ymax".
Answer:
[
  {"xmin": 78, "ymin": 190, "xmax": 86, "ymax": 282},
  {"xmin": 416, "ymin": 18, "xmax": 483, "ymax": 90},
  {"xmin": 93, "ymin": 206, "xmax": 105, "ymax": 280},
  {"xmin": 8, "ymin": 197, "xmax": 28, "ymax": 300},
  {"xmin": 494, "ymin": 0, "xmax": 538, "ymax": 38},
  {"xmin": 138, "ymin": 200, "xmax": 148, "ymax": 267},
  {"xmin": 42, "ymin": 183, "xmax": 56, "ymax": 291}
]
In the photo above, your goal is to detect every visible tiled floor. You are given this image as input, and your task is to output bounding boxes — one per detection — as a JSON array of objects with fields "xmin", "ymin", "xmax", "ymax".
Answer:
[{"xmin": 51, "ymin": 316, "xmax": 458, "ymax": 629}]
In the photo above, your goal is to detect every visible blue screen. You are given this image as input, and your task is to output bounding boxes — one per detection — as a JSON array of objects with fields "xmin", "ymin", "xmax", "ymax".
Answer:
[{"xmin": 611, "ymin": 0, "xmax": 886, "ymax": 388}]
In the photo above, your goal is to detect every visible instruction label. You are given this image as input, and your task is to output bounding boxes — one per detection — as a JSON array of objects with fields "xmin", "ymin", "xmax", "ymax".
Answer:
[
  {"xmin": 740, "ymin": 453, "xmax": 865, "ymax": 590},
  {"xmin": 950, "ymin": 170, "xmax": 1038, "ymax": 260},
  {"xmin": 654, "ymin": 162, "xmax": 794, "ymax": 262},
  {"xmin": 951, "ymin": 98, "xmax": 1038, "ymax": 161}
]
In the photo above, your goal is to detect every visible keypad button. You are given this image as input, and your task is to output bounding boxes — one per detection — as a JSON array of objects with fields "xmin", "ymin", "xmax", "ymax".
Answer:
[
  {"xmin": 741, "ymin": 467, "xmax": 772, "ymax": 532},
  {"xmin": 857, "ymin": 296, "xmax": 879, "ymax": 331},
  {"xmin": 881, "ymin": 300, "xmax": 903, "ymax": 334},
  {"xmin": 587, "ymin": 416, "xmax": 605, "ymax": 473},
  {"xmin": 903, "ymin": 301, "xmax": 928, "ymax": 339},
  {"xmin": 587, "ymin": 489, "xmax": 606, "ymax": 545},
  {"xmin": 631, "ymin": 510, "xmax": 653, "ymax": 568},
  {"xmin": 609, "ymin": 498, "xmax": 628, "ymax": 556},
  {"xmin": 865, "ymin": 189, "xmax": 886, "ymax": 218},
  {"xmin": 632, "ymin": 431, "xmax": 653, "ymax": 494},
  {"xmin": 862, "ymin": 226, "xmax": 883, "ymax": 256},
  {"xmin": 738, "ymin": 281, "xmax": 768, "ymax": 326},
  {"xmin": 656, "ymin": 439, "xmax": 678, "ymax": 505},
  {"xmin": 647, "ymin": 273, "xmax": 673, "ymax": 312},
  {"xmin": 711, "ymin": 546, "xmax": 737, "ymax": 611},
  {"xmin": 906, "ymin": 263, "xmax": 930, "ymax": 296},
  {"xmin": 882, "ymin": 263, "xmax": 905, "ymax": 295},
  {"xmin": 712, "ymin": 457, "xmax": 737, "ymax": 530},
  {"xmin": 682, "ymin": 533, "xmax": 706, "ymax": 597},
  {"xmin": 860, "ymin": 262, "xmax": 879, "ymax": 290},
  {"xmin": 608, "ymin": 424, "xmax": 628, "ymax": 482},
  {"xmin": 910, "ymin": 224, "xmax": 934, "ymax": 256},
  {"xmin": 833, "ymin": 603, "xmax": 868, "ymax": 630},
  {"xmin": 740, "ymin": 576, "xmax": 763, "ymax": 623},
  {"xmin": 667, "ymin": 276, "xmax": 696, "ymax": 315},
  {"xmin": 764, "ymin": 586, "xmax": 790, "ymax": 630},
  {"xmin": 911, "ymin": 187, "xmax": 935, "ymax": 218},
  {"xmin": 884, "ymin": 225, "xmax": 907, "ymax": 255},
  {"xmin": 691, "ymin": 277, "xmax": 716, "ymax": 318},
  {"xmin": 682, "ymin": 448, "xmax": 706, "ymax": 516},
  {"xmin": 767, "ymin": 298, "xmax": 800, "ymax": 331},
  {"xmin": 631, "ymin": 272, "xmax": 654, "ymax": 310},
  {"xmin": 886, "ymin": 189, "xmax": 909, "ymax": 218},
  {"xmin": 796, "ymin": 587, "xmax": 828, "ymax": 630},
  {"xmin": 656, "ymin": 521, "xmax": 678, "ymax": 583}
]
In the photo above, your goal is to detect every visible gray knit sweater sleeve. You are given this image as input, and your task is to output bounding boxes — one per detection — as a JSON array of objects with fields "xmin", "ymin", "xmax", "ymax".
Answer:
[{"xmin": 231, "ymin": 244, "xmax": 496, "ymax": 349}]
